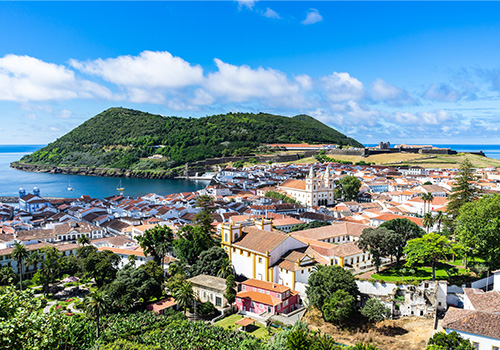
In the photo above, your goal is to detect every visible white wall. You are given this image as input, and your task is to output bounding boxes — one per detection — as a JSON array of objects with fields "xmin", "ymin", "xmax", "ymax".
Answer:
[
  {"xmin": 356, "ymin": 280, "xmax": 397, "ymax": 296},
  {"xmin": 445, "ymin": 329, "xmax": 500, "ymax": 349}
]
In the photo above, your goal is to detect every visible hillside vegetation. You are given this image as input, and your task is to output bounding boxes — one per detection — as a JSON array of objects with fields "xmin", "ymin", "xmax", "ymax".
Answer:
[{"xmin": 18, "ymin": 108, "xmax": 362, "ymax": 171}]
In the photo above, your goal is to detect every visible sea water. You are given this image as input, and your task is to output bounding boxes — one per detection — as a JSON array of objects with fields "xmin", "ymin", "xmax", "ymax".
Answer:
[{"xmin": 0, "ymin": 145, "xmax": 209, "ymax": 198}]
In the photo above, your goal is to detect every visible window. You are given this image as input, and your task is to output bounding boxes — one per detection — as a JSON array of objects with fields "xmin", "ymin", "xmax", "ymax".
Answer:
[
  {"xmin": 266, "ymin": 291, "xmax": 270, "ymax": 295},
  {"xmin": 492, "ymin": 346, "xmax": 498, "ymax": 350},
  {"xmin": 472, "ymin": 343, "xmax": 479, "ymax": 350},
  {"xmin": 258, "ymin": 257, "xmax": 262, "ymax": 263},
  {"xmin": 253, "ymin": 287, "xmax": 256, "ymax": 291},
  {"xmin": 277, "ymin": 294, "xmax": 281, "ymax": 299},
  {"xmin": 215, "ymin": 297, "xmax": 222, "ymax": 307},
  {"xmin": 251, "ymin": 301, "xmax": 255, "ymax": 307},
  {"xmin": 242, "ymin": 285, "xmax": 246, "ymax": 291}
]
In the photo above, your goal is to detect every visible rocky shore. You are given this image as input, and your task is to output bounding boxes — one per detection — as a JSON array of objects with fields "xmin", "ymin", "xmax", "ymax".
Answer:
[{"xmin": 10, "ymin": 162, "xmax": 176, "ymax": 179}]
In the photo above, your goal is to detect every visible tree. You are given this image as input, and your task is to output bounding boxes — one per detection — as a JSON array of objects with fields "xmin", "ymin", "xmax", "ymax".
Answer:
[
  {"xmin": 434, "ymin": 211, "xmax": 446, "ymax": 233},
  {"xmin": 421, "ymin": 192, "xmax": 434, "ymax": 215},
  {"xmin": 141, "ymin": 260, "xmax": 165, "ymax": 284},
  {"xmin": 194, "ymin": 194, "xmax": 215, "ymax": 235},
  {"xmin": 173, "ymin": 225, "xmax": 215, "ymax": 265},
  {"xmin": 138, "ymin": 225, "xmax": 174, "ymax": 270},
  {"xmin": 306, "ymin": 265, "xmax": 359, "ymax": 309},
  {"xmin": 77, "ymin": 234, "xmax": 90, "ymax": 246},
  {"xmin": 80, "ymin": 249, "xmax": 120, "ymax": 287},
  {"xmin": 12, "ymin": 242, "xmax": 28, "ymax": 290},
  {"xmin": 217, "ymin": 257, "xmax": 233, "ymax": 279},
  {"xmin": 321, "ymin": 289, "xmax": 355, "ymax": 325},
  {"xmin": 404, "ymin": 233, "xmax": 456, "ymax": 280},
  {"xmin": 190, "ymin": 246, "xmax": 229, "ymax": 277},
  {"xmin": 104, "ymin": 265, "xmax": 162, "ymax": 311},
  {"xmin": 287, "ymin": 328, "xmax": 311, "ymax": 350},
  {"xmin": 426, "ymin": 331, "xmax": 474, "ymax": 350},
  {"xmin": 225, "ymin": 274, "xmax": 237, "ymax": 304},
  {"xmin": 25, "ymin": 249, "xmax": 44, "ymax": 276},
  {"xmin": 358, "ymin": 227, "xmax": 390, "ymax": 273},
  {"xmin": 380, "ymin": 218, "xmax": 425, "ymax": 264},
  {"xmin": 289, "ymin": 220, "xmax": 330, "ymax": 233},
  {"xmin": 36, "ymin": 246, "xmax": 62, "ymax": 295},
  {"xmin": 447, "ymin": 159, "xmax": 481, "ymax": 219},
  {"xmin": 172, "ymin": 280, "xmax": 195, "ymax": 315},
  {"xmin": 422, "ymin": 212, "xmax": 435, "ymax": 234},
  {"xmin": 85, "ymin": 289, "xmax": 110, "ymax": 339},
  {"xmin": 456, "ymin": 194, "xmax": 500, "ymax": 269},
  {"xmin": 0, "ymin": 266, "xmax": 17, "ymax": 286},
  {"xmin": 335, "ymin": 175, "xmax": 361, "ymax": 201},
  {"xmin": 361, "ymin": 298, "xmax": 391, "ymax": 323}
]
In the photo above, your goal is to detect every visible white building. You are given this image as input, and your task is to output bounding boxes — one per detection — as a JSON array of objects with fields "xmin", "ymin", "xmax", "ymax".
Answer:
[{"xmin": 278, "ymin": 166, "xmax": 335, "ymax": 207}]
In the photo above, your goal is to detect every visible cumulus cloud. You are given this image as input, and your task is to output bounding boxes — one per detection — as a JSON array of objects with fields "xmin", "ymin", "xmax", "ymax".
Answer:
[
  {"xmin": 70, "ymin": 51, "xmax": 203, "ymax": 89},
  {"xmin": 302, "ymin": 9, "xmax": 323, "ymax": 25},
  {"xmin": 321, "ymin": 72, "xmax": 364, "ymax": 102},
  {"xmin": 371, "ymin": 79, "xmax": 416, "ymax": 106},
  {"xmin": 205, "ymin": 59, "xmax": 308, "ymax": 107},
  {"xmin": 262, "ymin": 8, "xmax": 280, "ymax": 19},
  {"xmin": 423, "ymin": 84, "xmax": 462, "ymax": 102},
  {"xmin": 394, "ymin": 110, "xmax": 451, "ymax": 125},
  {"xmin": 0, "ymin": 54, "xmax": 113, "ymax": 102}
]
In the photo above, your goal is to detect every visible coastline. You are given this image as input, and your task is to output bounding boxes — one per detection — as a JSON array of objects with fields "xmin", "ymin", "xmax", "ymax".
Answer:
[{"xmin": 10, "ymin": 161, "xmax": 176, "ymax": 180}]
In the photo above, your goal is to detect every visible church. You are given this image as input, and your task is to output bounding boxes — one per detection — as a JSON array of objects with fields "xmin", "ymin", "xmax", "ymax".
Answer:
[{"xmin": 278, "ymin": 165, "xmax": 335, "ymax": 207}]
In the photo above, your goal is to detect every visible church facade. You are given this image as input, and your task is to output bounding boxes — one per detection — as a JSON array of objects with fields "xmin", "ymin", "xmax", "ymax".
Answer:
[{"xmin": 278, "ymin": 166, "xmax": 335, "ymax": 207}]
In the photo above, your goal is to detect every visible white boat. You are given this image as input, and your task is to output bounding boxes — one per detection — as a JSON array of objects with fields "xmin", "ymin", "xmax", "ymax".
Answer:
[
  {"xmin": 67, "ymin": 180, "xmax": 74, "ymax": 191},
  {"xmin": 116, "ymin": 179, "xmax": 125, "ymax": 192}
]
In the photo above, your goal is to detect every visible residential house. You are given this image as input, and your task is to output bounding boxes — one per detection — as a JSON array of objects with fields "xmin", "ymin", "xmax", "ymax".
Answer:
[{"xmin": 188, "ymin": 274, "xmax": 229, "ymax": 309}]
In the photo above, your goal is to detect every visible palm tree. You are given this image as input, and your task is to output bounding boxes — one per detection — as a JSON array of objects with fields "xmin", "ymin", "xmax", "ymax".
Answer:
[
  {"xmin": 77, "ymin": 235, "xmax": 90, "ymax": 246},
  {"xmin": 173, "ymin": 280, "xmax": 195, "ymax": 315},
  {"xmin": 217, "ymin": 258, "xmax": 233, "ymax": 279},
  {"xmin": 85, "ymin": 290, "xmax": 110, "ymax": 339},
  {"xmin": 25, "ymin": 250, "xmax": 44, "ymax": 276},
  {"xmin": 421, "ymin": 192, "xmax": 434, "ymax": 215},
  {"xmin": 434, "ymin": 211, "xmax": 445, "ymax": 233},
  {"xmin": 12, "ymin": 242, "xmax": 29, "ymax": 290},
  {"xmin": 422, "ymin": 212, "xmax": 435, "ymax": 234}
]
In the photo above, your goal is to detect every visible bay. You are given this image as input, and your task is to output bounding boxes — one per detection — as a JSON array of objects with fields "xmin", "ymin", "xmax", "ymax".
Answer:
[{"xmin": 0, "ymin": 145, "xmax": 209, "ymax": 198}]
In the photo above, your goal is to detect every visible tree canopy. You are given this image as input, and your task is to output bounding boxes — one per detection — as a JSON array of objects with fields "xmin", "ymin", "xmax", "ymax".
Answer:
[
  {"xmin": 322, "ymin": 289, "xmax": 356, "ymax": 325},
  {"xmin": 456, "ymin": 193, "xmax": 500, "ymax": 269},
  {"xmin": 426, "ymin": 331, "xmax": 474, "ymax": 350},
  {"xmin": 404, "ymin": 232, "xmax": 457, "ymax": 280},
  {"xmin": 335, "ymin": 176, "xmax": 362, "ymax": 201},
  {"xmin": 306, "ymin": 265, "xmax": 359, "ymax": 309},
  {"xmin": 173, "ymin": 225, "xmax": 215, "ymax": 265},
  {"xmin": 361, "ymin": 298, "xmax": 391, "ymax": 323},
  {"xmin": 190, "ymin": 246, "xmax": 229, "ymax": 277},
  {"xmin": 447, "ymin": 159, "xmax": 481, "ymax": 218},
  {"xmin": 138, "ymin": 225, "xmax": 174, "ymax": 267}
]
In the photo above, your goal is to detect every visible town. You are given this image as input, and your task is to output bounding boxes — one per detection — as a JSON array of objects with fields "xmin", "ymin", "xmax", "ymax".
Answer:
[{"xmin": 2, "ymin": 156, "xmax": 499, "ymax": 350}]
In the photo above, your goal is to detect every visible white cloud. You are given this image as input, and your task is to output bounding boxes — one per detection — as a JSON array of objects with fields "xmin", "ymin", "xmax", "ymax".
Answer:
[
  {"xmin": 394, "ymin": 110, "xmax": 451, "ymax": 125},
  {"xmin": 371, "ymin": 79, "xmax": 415, "ymax": 106},
  {"xmin": 70, "ymin": 51, "xmax": 203, "ymax": 89},
  {"xmin": 263, "ymin": 8, "xmax": 280, "ymax": 19},
  {"xmin": 0, "ymin": 54, "xmax": 112, "ymax": 102},
  {"xmin": 236, "ymin": 0, "xmax": 257, "ymax": 10},
  {"xmin": 191, "ymin": 88, "xmax": 215, "ymax": 106},
  {"xmin": 205, "ymin": 59, "xmax": 308, "ymax": 107},
  {"xmin": 49, "ymin": 126, "xmax": 59, "ymax": 131},
  {"xmin": 321, "ymin": 72, "xmax": 364, "ymax": 102},
  {"xmin": 58, "ymin": 109, "xmax": 72, "ymax": 119},
  {"xmin": 302, "ymin": 9, "xmax": 323, "ymax": 25},
  {"xmin": 423, "ymin": 84, "xmax": 462, "ymax": 102},
  {"xmin": 295, "ymin": 74, "xmax": 313, "ymax": 90},
  {"xmin": 27, "ymin": 113, "xmax": 37, "ymax": 120}
]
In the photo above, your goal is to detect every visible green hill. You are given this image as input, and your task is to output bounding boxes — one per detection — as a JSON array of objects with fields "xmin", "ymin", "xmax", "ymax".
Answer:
[{"xmin": 17, "ymin": 107, "xmax": 363, "ymax": 171}]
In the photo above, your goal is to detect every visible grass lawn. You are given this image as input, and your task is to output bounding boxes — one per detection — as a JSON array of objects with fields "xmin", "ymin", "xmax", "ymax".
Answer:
[
  {"xmin": 371, "ymin": 263, "xmax": 470, "ymax": 284},
  {"xmin": 214, "ymin": 314, "xmax": 276, "ymax": 339}
]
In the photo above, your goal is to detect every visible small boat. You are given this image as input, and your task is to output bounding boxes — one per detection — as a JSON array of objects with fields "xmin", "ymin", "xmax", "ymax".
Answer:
[
  {"xmin": 116, "ymin": 179, "xmax": 125, "ymax": 192},
  {"xmin": 67, "ymin": 180, "xmax": 74, "ymax": 191}
]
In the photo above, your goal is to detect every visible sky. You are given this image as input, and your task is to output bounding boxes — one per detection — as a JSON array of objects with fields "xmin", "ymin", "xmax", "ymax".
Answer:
[{"xmin": 2, "ymin": 1, "xmax": 500, "ymax": 145}]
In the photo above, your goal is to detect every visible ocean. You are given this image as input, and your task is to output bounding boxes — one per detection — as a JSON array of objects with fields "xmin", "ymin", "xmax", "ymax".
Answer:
[
  {"xmin": 366, "ymin": 144, "xmax": 500, "ymax": 160},
  {"xmin": 0, "ymin": 145, "xmax": 209, "ymax": 198}
]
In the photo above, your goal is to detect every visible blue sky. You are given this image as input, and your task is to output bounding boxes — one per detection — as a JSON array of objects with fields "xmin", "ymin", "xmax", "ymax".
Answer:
[{"xmin": 2, "ymin": 1, "xmax": 500, "ymax": 145}]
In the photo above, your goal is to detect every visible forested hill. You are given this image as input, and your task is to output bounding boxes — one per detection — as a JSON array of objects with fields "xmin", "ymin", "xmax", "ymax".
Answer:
[{"xmin": 17, "ymin": 107, "xmax": 363, "ymax": 170}]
